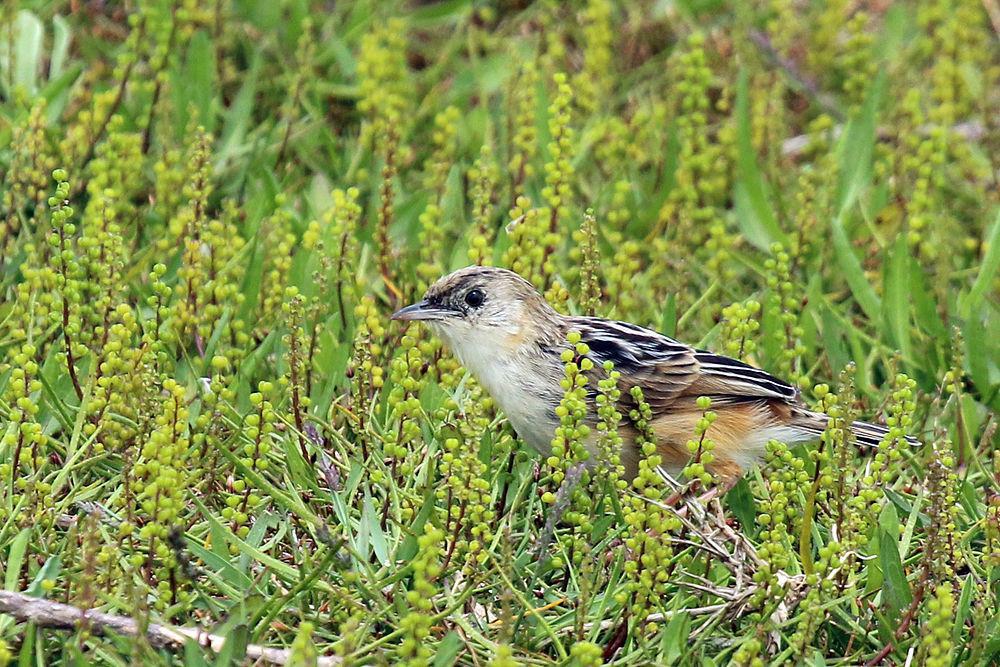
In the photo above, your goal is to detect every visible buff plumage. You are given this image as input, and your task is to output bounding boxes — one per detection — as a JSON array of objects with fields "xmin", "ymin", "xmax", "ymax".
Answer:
[{"xmin": 393, "ymin": 266, "xmax": 915, "ymax": 484}]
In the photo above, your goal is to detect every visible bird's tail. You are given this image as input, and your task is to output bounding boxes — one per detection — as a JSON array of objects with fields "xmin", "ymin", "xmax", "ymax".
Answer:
[
  {"xmin": 791, "ymin": 409, "xmax": 919, "ymax": 448},
  {"xmin": 847, "ymin": 419, "xmax": 920, "ymax": 447}
]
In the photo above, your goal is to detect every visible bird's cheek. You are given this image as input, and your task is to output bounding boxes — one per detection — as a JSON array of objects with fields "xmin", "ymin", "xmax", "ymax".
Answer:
[
  {"xmin": 433, "ymin": 320, "xmax": 469, "ymax": 345},
  {"xmin": 503, "ymin": 326, "xmax": 528, "ymax": 350}
]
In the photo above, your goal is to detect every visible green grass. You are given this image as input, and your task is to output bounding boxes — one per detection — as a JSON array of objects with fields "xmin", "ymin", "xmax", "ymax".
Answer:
[{"xmin": 0, "ymin": 0, "xmax": 998, "ymax": 665}]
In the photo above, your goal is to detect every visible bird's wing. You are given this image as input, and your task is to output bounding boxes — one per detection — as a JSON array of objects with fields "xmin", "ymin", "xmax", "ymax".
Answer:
[
  {"xmin": 569, "ymin": 317, "xmax": 798, "ymax": 408},
  {"xmin": 689, "ymin": 350, "xmax": 799, "ymax": 402}
]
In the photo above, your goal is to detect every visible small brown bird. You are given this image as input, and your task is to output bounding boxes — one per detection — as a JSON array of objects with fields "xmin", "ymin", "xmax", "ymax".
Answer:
[{"xmin": 392, "ymin": 266, "xmax": 913, "ymax": 485}]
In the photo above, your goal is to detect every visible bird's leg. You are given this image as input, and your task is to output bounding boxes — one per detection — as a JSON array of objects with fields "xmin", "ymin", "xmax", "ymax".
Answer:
[
  {"xmin": 666, "ymin": 475, "xmax": 740, "ymax": 517},
  {"xmin": 696, "ymin": 475, "xmax": 740, "ymax": 506},
  {"xmin": 663, "ymin": 489, "xmax": 686, "ymax": 507},
  {"xmin": 695, "ymin": 485, "xmax": 721, "ymax": 505},
  {"xmin": 662, "ymin": 479, "xmax": 717, "ymax": 507}
]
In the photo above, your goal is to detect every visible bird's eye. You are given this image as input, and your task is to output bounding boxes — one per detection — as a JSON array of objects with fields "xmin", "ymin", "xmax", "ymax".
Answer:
[{"xmin": 464, "ymin": 288, "xmax": 485, "ymax": 308}]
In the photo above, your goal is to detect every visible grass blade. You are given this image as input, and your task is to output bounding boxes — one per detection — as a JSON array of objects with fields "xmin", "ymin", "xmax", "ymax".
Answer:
[{"xmin": 733, "ymin": 68, "xmax": 786, "ymax": 249}]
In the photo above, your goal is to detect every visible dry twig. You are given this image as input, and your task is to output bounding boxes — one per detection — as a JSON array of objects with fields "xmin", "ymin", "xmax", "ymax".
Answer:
[{"xmin": 0, "ymin": 591, "xmax": 341, "ymax": 666}]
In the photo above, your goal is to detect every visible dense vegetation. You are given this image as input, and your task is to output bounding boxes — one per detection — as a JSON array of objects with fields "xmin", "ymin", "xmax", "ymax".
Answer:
[{"xmin": 0, "ymin": 0, "xmax": 998, "ymax": 664}]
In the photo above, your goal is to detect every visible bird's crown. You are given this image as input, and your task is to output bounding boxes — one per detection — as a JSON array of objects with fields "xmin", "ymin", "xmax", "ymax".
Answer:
[{"xmin": 424, "ymin": 266, "xmax": 535, "ymax": 304}]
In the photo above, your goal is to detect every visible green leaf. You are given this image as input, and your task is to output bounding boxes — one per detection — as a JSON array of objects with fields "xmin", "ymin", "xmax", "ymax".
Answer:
[
  {"xmin": 397, "ymin": 485, "xmax": 437, "ymax": 561},
  {"xmin": 863, "ymin": 536, "xmax": 883, "ymax": 595},
  {"xmin": 882, "ymin": 234, "xmax": 912, "ymax": 360},
  {"xmin": 184, "ymin": 641, "xmax": 212, "ymax": 667},
  {"xmin": 39, "ymin": 63, "xmax": 82, "ymax": 121},
  {"xmin": 217, "ymin": 52, "xmax": 261, "ymax": 170},
  {"xmin": 898, "ymin": 493, "xmax": 924, "ymax": 559},
  {"xmin": 26, "ymin": 555, "xmax": 61, "ymax": 598},
  {"xmin": 661, "ymin": 603, "xmax": 689, "ymax": 664},
  {"xmin": 799, "ymin": 273, "xmax": 822, "ymax": 351},
  {"xmin": 207, "ymin": 428, "xmax": 324, "ymax": 530},
  {"xmin": 819, "ymin": 302, "xmax": 850, "ymax": 374},
  {"xmin": 3, "ymin": 10, "xmax": 44, "ymax": 95},
  {"xmin": 660, "ymin": 293, "xmax": 677, "ymax": 338},
  {"xmin": 184, "ymin": 539, "xmax": 254, "ymax": 592},
  {"xmin": 733, "ymin": 68, "xmax": 786, "ymax": 249},
  {"xmin": 451, "ymin": 54, "xmax": 515, "ymax": 100},
  {"xmin": 192, "ymin": 496, "xmax": 302, "ymax": 584},
  {"xmin": 237, "ymin": 512, "xmax": 274, "ymax": 575},
  {"xmin": 208, "ymin": 511, "xmax": 232, "ymax": 562},
  {"xmin": 174, "ymin": 29, "xmax": 218, "ymax": 135},
  {"xmin": 3, "ymin": 529, "xmax": 30, "ymax": 591},
  {"xmin": 437, "ymin": 165, "xmax": 466, "ymax": 242},
  {"xmin": 987, "ymin": 636, "xmax": 1000, "ymax": 665},
  {"xmin": 963, "ymin": 302, "xmax": 996, "ymax": 408},
  {"xmin": 878, "ymin": 526, "xmax": 911, "ymax": 623},
  {"xmin": 827, "ymin": 71, "xmax": 886, "ymax": 322},
  {"xmin": 432, "ymin": 631, "xmax": 463, "ymax": 666},
  {"xmin": 963, "ymin": 208, "xmax": 1000, "ymax": 316},
  {"xmin": 909, "ymin": 254, "xmax": 947, "ymax": 339},
  {"xmin": 212, "ymin": 623, "xmax": 248, "ymax": 666},
  {"xmin": 282, "ymin": 428, "xmax": 315, "ymax": 492},
  {"xmin": 835, "ymin": 70, "xmax": 885, "ymax": 212},
  {"xmin": 410, "ymin": 0, "xmax": 470, "ymax": 26},
  {"xmin": 590, "ymin": 513, "xmax": 617, "ymax": 544},
  {"xmin": 955, "ymin": 574, "xmax": 974, "ymax": 645},
  {"xmin": 830, "ymin": 209, "xmax": 881, "ymax": 321},
  {"xmin": 878, "ymin": 502, "xmax": 900, "ymax": 542},
  {"xmin": 725, "ymin": 478, "xmax": 756, "ymax": 535},
  {"xmin": 362, "ymin": 495, "xmax": 390, "ymax": 567},
  {"xmin": 50, "ymin": 15, "xmax": 72, "ymax": 79},
  {"xmin": 655, "ymin": 124, "xmax": 681, "ymax": 220},
  {"xmin": 17, "ymin": 624, "xmax": 36, "ymax": 666},
  {"xmin": 877, "ymin": 3, "xmax": 912, "ymax": 61},
  {"xmin": 760, "ymin": 286, "xmax": 783, "ymax": 364}
]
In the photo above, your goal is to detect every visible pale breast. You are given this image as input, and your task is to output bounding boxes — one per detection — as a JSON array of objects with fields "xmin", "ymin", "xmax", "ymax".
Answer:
[
  {"xmin": 474, "ymin": 355, "xmax": 561, "ymax": 454},
  {"xmin": 446, "ymin": 335, "xmax": 562, "ymax": 455}
]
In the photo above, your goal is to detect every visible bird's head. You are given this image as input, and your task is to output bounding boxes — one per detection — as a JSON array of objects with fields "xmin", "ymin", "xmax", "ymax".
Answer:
[{"xmin": 391, "ymin": 266, "xmax": 559, "ymax": 358}]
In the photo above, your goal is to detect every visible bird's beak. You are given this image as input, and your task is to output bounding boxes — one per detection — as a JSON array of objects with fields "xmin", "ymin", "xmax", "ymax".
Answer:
[{"xmin": 391, "ymin": 300, "xmax": 451, "ymax": 321}]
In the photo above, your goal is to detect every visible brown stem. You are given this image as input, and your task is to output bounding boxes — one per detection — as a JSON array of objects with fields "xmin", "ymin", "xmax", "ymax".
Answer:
[
  {"xmin": 142, "ymin": 7, "xmax": 177, "ymax": 155},
  {"xmin": 864, "ymin": 538, "xmax": 932, "ymax": 665},
  {"xmin": 748, "ymin": 29, "xmax": 844, "ymax": 122},
  {"xmin": 495, "ymin": 449, "xmax": 516, "ymax": 518},
  {"xmin": 7, "ymin": 367, "xmax": 31, "ymax": 491},
  {"xmin": 334, "ymin": 280, "xmax": 347, "ymax": 331},
  {"xmin": 56, "ymin": 225, "xmax": 84, "ymax": 401},
  {"xmin": 289, "ymin": 326, "xmax": 309, "ymax": 464},
  {"xmin": 77, "ymin": 27, "xmax": 143, "ymax": 181},
  {"xmin": 9, "ymin": 430, "xmax": 24, "ymax": 491},
  {"xmin": 603, "ymin": 608, "xmax": 629, "ymax": 660},
  {"xmin": 61, "ymin": 304, "xmax": 83, "ymax": 400},
  {"xmin": 441, "ymin": 498, "xmax": 468, "ymax": 572}
]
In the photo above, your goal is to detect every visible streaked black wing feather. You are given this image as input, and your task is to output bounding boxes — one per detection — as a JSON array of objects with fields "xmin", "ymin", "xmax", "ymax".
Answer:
[{"xmin": 567, "ymin": 316, "xmax": 798, "ymax": 406}]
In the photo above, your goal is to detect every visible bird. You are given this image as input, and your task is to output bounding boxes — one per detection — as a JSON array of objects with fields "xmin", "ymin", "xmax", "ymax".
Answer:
[{"xmin": 392, "ymin": 266, "xmax": 914, "ymax": 485}]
